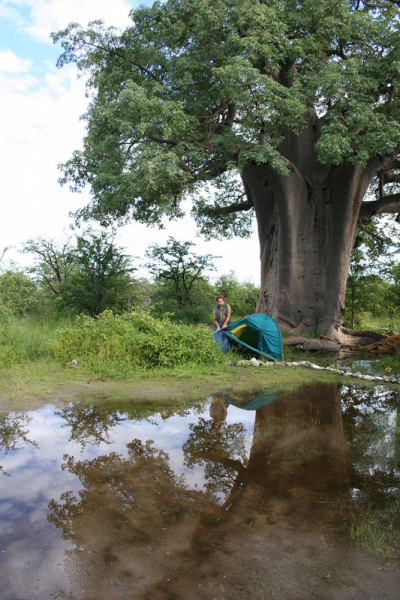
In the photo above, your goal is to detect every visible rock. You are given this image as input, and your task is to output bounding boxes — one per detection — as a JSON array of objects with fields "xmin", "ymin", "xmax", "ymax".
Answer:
[
  {"xmin": 262, "ymin": 361, "xmax": 275, "ymax": 366},
  {"xmin": 275, "ymin": 361, "xmax": 285, "ymax": 366},
  {"xmin": 250, "ymin": 357, "xmax": 259, "ymax": 366},
  {"xmin": 237, "ymin": 360, "xmax": 249, "ymax": 366},
  {"xmin": 373, "ymin": 376, "xmax": 384, "ymax": 382},
  {"xmin": 338, "ymin": 370, "xmax": 345, "ymax": 375},
  {"xmin": 352, "ymin": 371, "xmax": 362, "ymax": 378},
  {"xmin": 389, "ymin": 377, "xmax": 397, "ymax": 383},
  {"xmin": 310, "ymin": 364, "xmax": 325, "ymax": 370},
  {"xmin": 299, "ymin": 361, "xmax": 312, "ymax": 368},
  {"xmin": 362, "ymin": 375, "xmax": 375, "ymax": 381},
  {"xmin": 325, "ymin": 367, "xmax": 337, "ymax": 372},
  {"xmin": 228, "ymin": 360, "xmax": 234, "ymax": 366},
  {"xmin": 344, "ymin": 372, "xmax": 353, "ymax": 377},
  {"xmin": 67, "ymin": 359, "xmax": 80, "ymax": 369},
  {"xmin": 383, "ymin": 376, "xmax": 391, "ymax": 382},
  {"xmin": 291, "ymin": 362, "xmax": 300, "ymax": 366}
]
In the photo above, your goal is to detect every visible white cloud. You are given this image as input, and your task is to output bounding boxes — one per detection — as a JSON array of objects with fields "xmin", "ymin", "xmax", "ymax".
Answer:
[
  {"xmin": 0, "ymin": 48, "xmax": 32, "ymax": 72},
  {"xmin": 0, "ymin": 1, "xmax": 261, "ymax": 283},
  {"xmin": 1, "ymin": 0, "xmax": 135, "ymax": 42},
  {"xmin": 0, "ymin": 60, "xmax": 90, "ymax": 251}
]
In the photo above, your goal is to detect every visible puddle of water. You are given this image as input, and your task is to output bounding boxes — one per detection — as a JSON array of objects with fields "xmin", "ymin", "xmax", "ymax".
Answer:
[{"xmin": 1, "ymin": 383, "xmax": 399, "ymax": 599}]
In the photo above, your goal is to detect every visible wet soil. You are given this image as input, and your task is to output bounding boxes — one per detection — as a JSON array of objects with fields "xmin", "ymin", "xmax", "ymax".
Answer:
[
  {"xmin": 0, "ymin": 364, "xmax": 339, "ymax": 413},
  {"xmin": 1, "ymin": 383, "xmax": 399, "ymax": 599}
]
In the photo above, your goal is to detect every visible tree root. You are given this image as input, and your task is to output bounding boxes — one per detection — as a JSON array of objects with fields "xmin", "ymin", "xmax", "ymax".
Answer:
[{"xmin": 283, "ymin": 328, "xmax": 400, "ymax": 354}]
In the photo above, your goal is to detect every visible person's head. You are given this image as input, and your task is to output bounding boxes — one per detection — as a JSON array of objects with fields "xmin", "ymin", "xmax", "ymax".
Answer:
[
  {"xmin": 216, "ymin": 295, "xmax": 225, "ymax": 308},
  {"xmin": 212, "ymin": 420, "xmax": 222, "ymax": 430}
]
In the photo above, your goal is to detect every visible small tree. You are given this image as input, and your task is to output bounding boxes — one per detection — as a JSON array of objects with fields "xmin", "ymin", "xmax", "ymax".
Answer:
[
  {"xmin": 145, "ymin": 237, "xmax": 217, "ymax": 310},
  {"xmin": 24, "ymin": 229, "xmax": 137, "ymax": 316},
  {"xmin": 22, "ymin": 235, "xmax": 75, "ymax": 299}
]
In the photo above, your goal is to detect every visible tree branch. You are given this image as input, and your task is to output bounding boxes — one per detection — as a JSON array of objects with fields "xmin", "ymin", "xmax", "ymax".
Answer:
[
  {"xmin": 204, "ymin": 198, "xmax": 254, "ymax": 218},
  {"xmin": 359, "ymin": 193, "xmax": 400, "ymax": 220}
]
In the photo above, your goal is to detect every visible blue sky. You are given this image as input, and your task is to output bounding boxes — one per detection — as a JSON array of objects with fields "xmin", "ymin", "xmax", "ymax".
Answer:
[{"xmin": 0, "ymin": 0, "xmax": 260, "ymax": 283}]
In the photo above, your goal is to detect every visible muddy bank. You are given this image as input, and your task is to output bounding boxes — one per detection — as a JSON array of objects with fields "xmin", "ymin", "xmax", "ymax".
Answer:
[{"xmin": 0, "ymin": 365, "xmax": 340, "ymax": 412}]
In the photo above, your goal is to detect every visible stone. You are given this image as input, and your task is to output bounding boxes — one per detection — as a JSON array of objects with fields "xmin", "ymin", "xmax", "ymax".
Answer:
[
  {"xmin": 352, "ymin": 372, "xmax": 362, "ymax": 378},
  {"xmin": 237, "ymin": 360, "xmax": 249, "ymax": 366},
  {"xmin": 299, "ymin": 361, "xmax": 312, "ymax": 368},
  {"xmin": 310, "ymin": 364, "xmax": 325, "ymax": 370},
  {"xmin": 250, "ymin": 357, "xmax": 259, "ymax": 366},
  {"xmin": 67, "ymin": 359, "xmax": 80, "ymax": 369}
]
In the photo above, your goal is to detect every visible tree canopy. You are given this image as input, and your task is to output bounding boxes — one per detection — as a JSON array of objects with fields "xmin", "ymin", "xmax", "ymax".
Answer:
[{"xmin": 54, "ymin": 0, "xmax": 400, "ymax": 233}]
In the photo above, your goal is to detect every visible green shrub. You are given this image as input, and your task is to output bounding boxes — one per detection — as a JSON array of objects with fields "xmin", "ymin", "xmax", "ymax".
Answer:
[{"xmin": 54, "ymin": 309, "xmax": 224, "ymax": 374}]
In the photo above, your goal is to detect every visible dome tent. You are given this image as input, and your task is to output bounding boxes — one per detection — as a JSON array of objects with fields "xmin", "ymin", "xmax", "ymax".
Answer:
[{"xmin": 224, "ymin": 313, "xmax": 283, "ymax": 361}]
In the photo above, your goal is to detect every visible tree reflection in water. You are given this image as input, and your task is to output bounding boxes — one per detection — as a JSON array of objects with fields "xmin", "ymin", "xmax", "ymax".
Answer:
[
  {"xmin": 54, "ymin": 403, "xmax": 127, "ymax": 448},
  {"xmin": 183, "ymin": 417, "xmax": 249, "ymax": 500},
  {"xmin": 45, "ymin": 383, "xmax": 399, "ymax": 598},
  {"xmin": 0, "ymin": 413, "xmax": 38, "ymax": 476}
]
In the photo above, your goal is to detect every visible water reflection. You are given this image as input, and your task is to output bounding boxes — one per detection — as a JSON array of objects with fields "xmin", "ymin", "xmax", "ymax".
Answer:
[
  {"xmin": 0, "ymin": 413, "xmax": 38, "ymax": 476},
  {"xmin": 0, "ymin": 384, "xmax": 399, "ymax": 599}
]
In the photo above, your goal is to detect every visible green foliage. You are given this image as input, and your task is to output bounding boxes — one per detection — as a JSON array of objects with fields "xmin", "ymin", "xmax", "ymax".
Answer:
[
  {"xmin": 0, "ymin": 270, "xmax": 35, "ymax": 316},
  {"xmin": 53, "ymin": 0, "xmax": 400, "ymax": 231},
  {"xmin": 345, "ymin": 213, "xmax": 400, "ymax": 327},
  {"xmin": 145, "ymin": 237, "xmax": 217, "ymax": 321},
  {"xmin": 214, "ymin": 272, "xmax": 259, "ymax": 318},
  {"xmin": 344, "ymin": 272, "xmax": 392, "ymax": 329},
  {"xmin": 63, "ymin": 229, "xmax": 136, "ymax": 316},
  {"xmin": 150, "ymin": 276, "xmax": 216, "ymax": 324},
  {"xmin": 0, "ymin": 316, "xmax": 57, "ymax": 367},
  {"xmin": 22, "ymin": 235, "xmax": 75, "ymax": 299},
  {"xmin": 24, "ymin": 229, "xmax": 142, "ymax": 317},
  {"xmin": 54, "ymin": 309, "xmax": 225, "ymax": 375}
]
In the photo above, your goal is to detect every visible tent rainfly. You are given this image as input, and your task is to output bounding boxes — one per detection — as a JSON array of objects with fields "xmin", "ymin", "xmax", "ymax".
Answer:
[{"xmin": 224, "ymin": 314, "xmax": 283, "ymax": 362}]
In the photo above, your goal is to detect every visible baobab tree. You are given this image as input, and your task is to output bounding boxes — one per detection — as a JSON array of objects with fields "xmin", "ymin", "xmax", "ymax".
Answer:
[{"xmin": 54, "ymin": 0, "xmax": 400, "ymax": 338}]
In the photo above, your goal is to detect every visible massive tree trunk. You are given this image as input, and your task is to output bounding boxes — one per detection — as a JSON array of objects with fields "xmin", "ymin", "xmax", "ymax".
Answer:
[{"xmin": 243, "ymin": 109, "xmax": 392, "ymax": 339}]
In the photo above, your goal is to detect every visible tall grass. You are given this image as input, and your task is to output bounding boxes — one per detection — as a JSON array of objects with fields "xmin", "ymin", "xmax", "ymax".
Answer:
[
  {"xmin": 53, "ymin": 310, "xmax": 225, "ymax": 376},
  {"xmin": 0, "ymin": 315, "xmax": 59, "ymax": 366}
]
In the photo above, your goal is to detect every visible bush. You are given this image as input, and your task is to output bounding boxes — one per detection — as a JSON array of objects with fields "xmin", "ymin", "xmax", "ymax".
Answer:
[{"xmin": 54, "ymin": 309, "xmax": 224, "ymax": 374}]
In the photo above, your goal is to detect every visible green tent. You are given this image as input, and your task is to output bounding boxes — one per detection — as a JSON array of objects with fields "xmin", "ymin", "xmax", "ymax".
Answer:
[
  {"xmin": 226, "ymin": 391, "xmax": 278, "ymax": 411},
  {"xmin": 224, "ymin": 314, "xmax": 283, "ymax": 361}
]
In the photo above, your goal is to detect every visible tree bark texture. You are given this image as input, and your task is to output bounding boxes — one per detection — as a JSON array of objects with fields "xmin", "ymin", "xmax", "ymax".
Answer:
[{"xmin": 243, "ymin": 109, "xmax": 393, "ymax": 339}]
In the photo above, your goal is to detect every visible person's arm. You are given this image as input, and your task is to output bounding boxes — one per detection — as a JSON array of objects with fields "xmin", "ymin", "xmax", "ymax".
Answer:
[
  {"xmin": 221, "ymin": 305, "xmax": 231, "ymax": 329},
  {"xmin": 213, "ymin": 309, "xmax": 220, "ymax": 331}
]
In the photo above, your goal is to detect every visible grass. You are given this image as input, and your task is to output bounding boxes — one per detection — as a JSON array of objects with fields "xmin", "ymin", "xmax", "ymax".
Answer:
[
  {"xmin": 332, "ymin": 495, "xmax": 400, "ymax": 561},
  {"xmin": 1, "ymin": 310, "xmax": 399, "ymax": 411}
]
